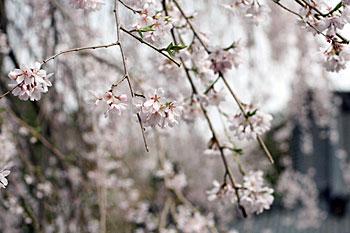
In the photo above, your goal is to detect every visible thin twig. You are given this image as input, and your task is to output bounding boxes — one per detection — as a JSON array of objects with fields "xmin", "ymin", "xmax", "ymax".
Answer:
[
  {"xmin": 114, "ymin": 0, "xmax": 149, "ymax": 152},
  {"xmin": 0, "ymin": 83, "xmax": 20, "ymax": 100},
  {"xmin": 42, "ymin": 42, "xmax": 120, "ymax": 64},
  {"xmin": 120, "ymin": 27, "xmax": 181, "ymax": 67},
  {"xmin": 172, "ymin": 0, "xmax": 274, "ymax": 164},
  {"xmin": 203, "ymin": 76, "xmax": 221, "ymax": 95},
  {"xmin": 8, "ymin": 110, "xmax": 66, "ymax": 160},
  {"xmin": 172, "ymin": 0, "xmax": 210, "ymax": 53},
  {"xmin": 162, "ymin": 0, "xmax": 248, "ymax": 216},
  {"xmin": 118, "ymin": 0, "xmax": 142, "ymax": 14},
  {"xmin": 183, "ymin": 58, "xmax": 247, "ymax": 217},
  {"xmin": 159, "ymin": 197, "xmax": 172, "ymax": 230},
  {"xmin": 219, "ymin": 73, "xmax": 274, "ymax": 163}
]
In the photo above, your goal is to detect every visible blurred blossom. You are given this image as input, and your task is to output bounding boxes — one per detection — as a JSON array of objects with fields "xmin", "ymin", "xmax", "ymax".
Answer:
[
  {"xmin": 223, "ymin": 0, "xmax": 270, "ymax": 25},
  {"xmin": 229, "ymin": 105, "xmax": 273, "ymax": 140},
  {"xmin": 0, "ymin": 31, "xmax": 9, "ymax": 54},
  {"xmin": 176, "ymin": 205, "xmax": 214, "ymax": 233},
  {"xmin": 70, "ymin": 0, "xmax": 104, "ymax": 11}
]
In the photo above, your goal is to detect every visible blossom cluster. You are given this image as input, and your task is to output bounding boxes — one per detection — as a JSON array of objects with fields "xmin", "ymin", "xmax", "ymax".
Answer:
[
  {"xmin": 175, "ymin": 205, "xmax": 214, "ymax": 233},
  {"xmin": 239, "ymin": 170, "xmax": 274, "ymax": 214},
  {"xmin": 182, "ymin": 97, "xmax": 203, "ymax": 123},
  {"xmin": 136, "ymin": 88, "xmax": 182, "ymax": 128},
  {"xmin": 131, "ymin": 0, "xmax": 173, "ymax": 45},
  {"xmin": 93, "ymin": 90, "xmax": 128, "ymax": 117},
  {"xmin": 155, "ymin": 160, "xmax": 187, "ymax": 191},
  {"xmin": 297, "ymin": 1, "xmax": 350, "ymax": 72},
  {"xmin": 223, "ymin": 0, "xmax": 270, "ymax": 25},
  {"xmin": 200, "ymin": 89, "xmax": 226, "ymax": 107},
  {"xmin": 209, "ymin": 47, "xmax": 242, "ymax": 74},
  {"xmin": 8, "ymin": 62, "xmax": 53, "ymax": 101},
  {"xmin": 207, "ymin": 170, "xmax": 274, "ymax": 215},
  {"xmin": 277, "ymin": 169, "xmax": 325, "ymax": 229},
  {"xmin": 181, "ymin": 42, "xmax": 242, "ymax": 81},
  {"xmin": 70, "ymin": 0, "xmax": 104, "ymax": 11},
  {"xmin": 229, "ymin": 105, "xmax": 273, "ymax": 140}
]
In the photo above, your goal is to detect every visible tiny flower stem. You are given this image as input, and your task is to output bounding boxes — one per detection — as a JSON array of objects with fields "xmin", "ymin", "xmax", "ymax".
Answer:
[
  {"xmin": 172, "ymin": 0, "xmax": 210, "ymax": 53},
  {"xmin": 257, "ymin": 135, "xmax": 274, "ymax": 164},
  {"xmin": 110, "ymin": 74, "xmax": 128, "ymax": 90},
  {"xmin": 119, "ymin": 27, "xmax": 181, "ymax": 67},
  {"xmin": 203, "ymin": 76, "xmax": 221, "ymax": 95}
]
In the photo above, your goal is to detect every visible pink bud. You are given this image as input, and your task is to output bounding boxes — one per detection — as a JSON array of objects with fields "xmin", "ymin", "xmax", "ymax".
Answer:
[{"xmin": 118, "ymin": 94, "xmax": 128, "ymax": 102}]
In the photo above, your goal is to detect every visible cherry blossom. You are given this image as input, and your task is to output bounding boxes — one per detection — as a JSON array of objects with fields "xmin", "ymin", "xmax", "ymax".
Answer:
[
  {"xmin": 184, "ymin": 43, "xmax": 214, "ymax": 81},
  {"xmin": 277, "ymin": 169, "xmax": 325, "ymax": 229},
  {"xmin": 323, "ymin": 43, "xmax": 350, "ymax": 72},
  {"xmin": 132, "ymin": 2, "xmax": 172, "ymax": 45},
  {"xmin": 0, "ymin": 170, "xmax": 10, "ymax": 189},
  {"xmin": 245, "ymin": 1, "xmax": 270, "ymax": 25},
  {"xmin": 93, "ymin": 91, "xmax": 128, "ymax": 117},
  {"xmin": 206, "ymin": 180, "xmax": 235, "ymax": 202},
  {"xmin": 136, "ymin": 88, "xmax": 182, "ymax": 128},
  {"xmin": 229, "ymin": 105, "xmax": 273, "ymax": 140},
  {"xmin": 156, "ymin": 160, "xmax": 187, "ymax": 191},
  {"xmin": 206, "ymin": 89, "xmax": 226, "ymax": 106},
  {"xmin": 2, "ymin": 0, "xmax": 348, "ymax": 231},
  {"xmin": 238, "ymin": 170, "xmax": 274, "ymax": 215},
  {"xmin": 182, "ymin": 97, "xmax": 202, "ymax": 123},
  {"xmin": 209, "ymin": 49, "xmax": 239, "ymax": 74},
  {"xmin": 206, "ymin": 171, "xmax": 273, "ymax": 215},
  {"xmin": 176, "ymin": 205, "xmax": 214, "ymax": 233},
  {"xmin": 8, "ymin": 62, "xmax": 53, "ymax": 101},
  {"xmin": 165, "ymin": 173, "xmax": 187, "ymax": 191}
]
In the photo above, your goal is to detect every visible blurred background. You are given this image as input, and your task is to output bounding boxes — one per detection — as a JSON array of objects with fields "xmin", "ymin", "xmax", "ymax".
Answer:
[{"xmin": 0, "ymin": 0, "xmax": 350, "ymax": 232}]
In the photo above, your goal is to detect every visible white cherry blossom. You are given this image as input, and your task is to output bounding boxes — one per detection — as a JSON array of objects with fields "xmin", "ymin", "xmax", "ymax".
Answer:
[
  {"xmin": 239, "ymin": 170, "xmax": 274, "ymax": 214},
  {"xmin": 8, "ymin": 62, "xmax": 53, "ymax": 101},
  {"xmin": 0, "ymin": 170, "xmax": 10, "ymax": 189},
  {"xmin": 136, "ymin": 88, "xmax": 182, "ymax": 128},
  {"xmin": 229, "ymin": 105, "xmax": 273, "ymax": 140},
  {"xmin": 93, "ymin": 91, "xmax": 128, "ymax": 117}
]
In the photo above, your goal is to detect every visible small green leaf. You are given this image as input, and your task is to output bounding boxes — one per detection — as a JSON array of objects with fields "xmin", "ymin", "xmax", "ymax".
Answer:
[
  {"xmin": 164, "ymin": 42, "xmax": 187, "ymax": 57},
  {"xmin": 137, "ymin": 25, "xmax": 155, "ymax": 33},
  {"xmin": 224, "ymin": 41, "xmax": 237, "ymax": 51},
  {"xmin": 246, "ymin": 109, "xmax": 258, "ymax": 117}
]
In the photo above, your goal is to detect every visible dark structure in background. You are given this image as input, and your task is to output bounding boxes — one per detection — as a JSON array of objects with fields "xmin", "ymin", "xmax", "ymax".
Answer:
[
  {"xmin": 291, "ymin": 91, "xmax": 350, "ymax": 217},
  {"xmin": 234, "ymin": 92, "xmax": 350, "ymax": 233}
]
